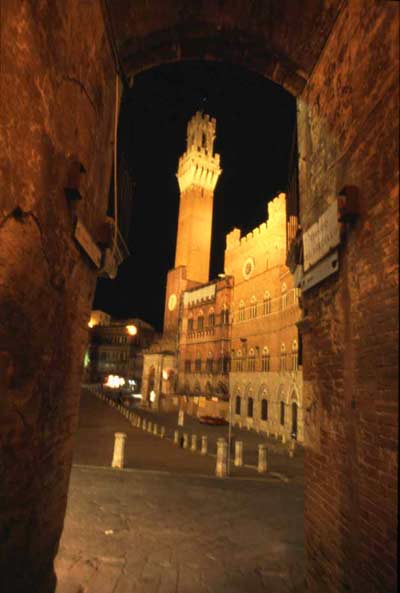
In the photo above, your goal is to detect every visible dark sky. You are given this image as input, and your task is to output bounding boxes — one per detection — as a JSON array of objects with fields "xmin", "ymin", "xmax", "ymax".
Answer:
[{"xmin": 93, "ymin": 60, "xmax": 296, "ymax": 331}]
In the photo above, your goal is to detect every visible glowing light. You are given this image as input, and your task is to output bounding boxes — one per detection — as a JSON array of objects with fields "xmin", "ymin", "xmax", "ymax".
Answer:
[
  {"xmin": 104, "ymin": 374, "xmax": 125, "ymax": 389},
  {"xmin": 162, "ymin": 370, "xmax": 169, "ymax": 380},
  {"xmin": 88, "ymin": 319, "xmax": 95, "ymax": 328},
  {"xmin": 150, "ymin": 390, "xmax": 156, "ymax": 403},
  {"xmin": 126, "ymin": 324, "xmax": 138, "ymax": 336}
]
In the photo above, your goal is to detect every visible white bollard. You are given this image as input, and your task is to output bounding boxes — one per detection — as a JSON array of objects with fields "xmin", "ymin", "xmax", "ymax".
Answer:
[
  {"xmin": 234, "ymin": 440, "xmax": 243, "ymax": 467},
  {"xmin": 160, "ymin": 426, "xmax": 166, "ymax": 438},
  {"xmin": 178, "ymin": 409, "xmax": 185, "ymax": 427},
  {"xmin": 191, "ymin": 434, "xmax": 197, "ymax": 451},
  {"xmin": 174, "ymin": 429, "xmax": 180, "ymax": 445},
  {"xmin": 142, "ymin": 419, "xmax": 147, "ymax": 431},
  {"xmin": 215, "ymin": 438, "xmax": 228, "ymax": 477},
  {"xmin": 282, "ymin": 433, "xmax": 286, "ymax": 444},
  {"xmin": 153, "ymin": 423, "xmax": 158, "ymax": 436},
  {"xmin": 183, "ymin": 433, "xmax": 189, "ymax": 449},
  {"xmin": 147, "ymin": 421, "xmax": 153, "ymax": 433},
  {"xmin": 111, "ymin": 432, "xmax": 127, "ymax": 469},
  {"xmin": 201, "ymin": 435, "xmax": 208, "ymax": 455},
  {"xmin": 258, "ymin": 444, "xmax": 268, "ymax": 473}
]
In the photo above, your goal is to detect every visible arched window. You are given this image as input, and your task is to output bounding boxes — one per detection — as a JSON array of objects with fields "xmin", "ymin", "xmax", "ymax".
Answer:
[
  {"xmin": 221, "ymin": 305, "xmax": 229, "ymax": 325},
  {"xmin": 247, "ymin": 348, "xmax": 256, "ymax": 372},
  {"xmin": 208, "ymin": 309, "xmax": 215, "ymax": 327},
  {"xmin": 206, "ymin": 352, "xmax": 213, "ymax": 374},
  {"xmin": 250, "ymin": 296, "xmax": 257, "ymax": 318},
  {"xmin": 280, "ymin": 400, "xmax": 285, "ymax": 425},
  {"xmin": 261, "ymin": 346, "xmax": 270, "ymax": 372},
  {"xmin": 197, "ymin": 314, "xmax": 204, "ymax": 330},
  {"xmin": 292, "ymin": 340, "xmax": 299, "ymax": 371},
  {"xmin": 261, "ymin": 399, "xmax": 268, "ymax": 421},
  {"xmin": 263, "ymin": 291, "xmax": 271, "ymax": 315},
  {"xmin": 248, "ymin": 397, "xmax": 254, "ymax": 418},
  {"xmin": 238, "ymin": 300, "xmax": 245, "ymax": 322},
  {"xmin": 187, "ymin": 315, "xmax": 194, "ymax": 332},
  {"xmin": 184, "ymin": 359, "xmax": 191, "ymax": 373},
  {"xmin": 195, "ymin": 354, "xmax": 202, "ymax": 373},
  {"xmin": 280, "ymin": 343, "xmax": 287, "ymax": 371},
  {"xmin": 281, "ymin": 283, "xmax": 288, "ymax": 310},
  {"xmin": 235, "ymin": 395, "xmax": 241, "ymax": 415}
]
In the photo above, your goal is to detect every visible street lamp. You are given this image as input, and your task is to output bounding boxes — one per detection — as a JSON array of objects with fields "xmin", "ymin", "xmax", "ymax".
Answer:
[{"xmin": 126, "ymin": 324, "xmax": 137, "ymax": 336}]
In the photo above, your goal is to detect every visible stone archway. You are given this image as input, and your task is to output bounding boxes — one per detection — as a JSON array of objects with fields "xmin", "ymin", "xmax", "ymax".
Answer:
[{"xmin": 1, "ymin": 3, "xmax": 398, "ymax": 593}]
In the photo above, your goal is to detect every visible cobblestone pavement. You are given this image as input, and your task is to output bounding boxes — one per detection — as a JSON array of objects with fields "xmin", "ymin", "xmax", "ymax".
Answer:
[
  {"xmin": 55, "ymin": 390, "xmax": 304, "ymax": 592},
  {"xmin": 56, "ymin": 466, "xmax": 304, "ymax": 593}
]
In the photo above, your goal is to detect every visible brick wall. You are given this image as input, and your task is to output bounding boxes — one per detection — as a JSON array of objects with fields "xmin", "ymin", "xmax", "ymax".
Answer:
[
  {"xmin": 0, "ymin": 2, "xmax": 115, "ymax": 592},
  {"xmin": 298, "ymin": 2, "xmax": 398, "ymax": 592}
]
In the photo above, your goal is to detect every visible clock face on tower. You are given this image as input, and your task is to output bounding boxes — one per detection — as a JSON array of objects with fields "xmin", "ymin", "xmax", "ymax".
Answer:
[
  {"xmin": 242, "ymin": 257, "xmax": 255, "ymax": 280},
  {"xmin": 168, "ymin": 293, "xmax": 177, "ymax": 311}
]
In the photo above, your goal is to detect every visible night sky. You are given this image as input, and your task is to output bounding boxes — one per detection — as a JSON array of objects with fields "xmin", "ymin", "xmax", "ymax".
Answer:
[{"xmin": 93, "ymin": 61, "xmax": 296, "ymax": 331}]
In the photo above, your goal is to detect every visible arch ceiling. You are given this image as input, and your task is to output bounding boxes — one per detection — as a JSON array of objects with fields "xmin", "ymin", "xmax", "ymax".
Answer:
[{"xmin": 107, "ymin": 0, "xmax": 344, "ymax": 95}]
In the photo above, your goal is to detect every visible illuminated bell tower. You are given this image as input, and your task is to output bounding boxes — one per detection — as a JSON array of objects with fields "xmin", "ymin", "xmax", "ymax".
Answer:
[
  {"xmin": 163, "ymin": 112, "xmax": 221, "ymax": 337},
  {"xmin": 175, "ymin": 111, "xmax": 221, "ymax": 282}
]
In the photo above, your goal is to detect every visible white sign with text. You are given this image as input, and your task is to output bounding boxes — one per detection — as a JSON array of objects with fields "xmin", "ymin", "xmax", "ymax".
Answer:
[{"xmin": 303, "ymin": 201, "xmax": 340, "ymax": 271}]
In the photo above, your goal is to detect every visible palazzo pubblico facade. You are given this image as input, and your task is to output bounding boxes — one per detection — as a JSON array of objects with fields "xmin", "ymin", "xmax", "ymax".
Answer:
[{"xmin": 142, "ymin": 111, "xmax": 303, "ymax": 441}]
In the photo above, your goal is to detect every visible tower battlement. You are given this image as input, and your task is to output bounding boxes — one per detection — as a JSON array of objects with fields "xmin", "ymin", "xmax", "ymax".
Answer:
[{"xmin": 177, "ymin": 111, "xmax": 221, "ymax": 193}]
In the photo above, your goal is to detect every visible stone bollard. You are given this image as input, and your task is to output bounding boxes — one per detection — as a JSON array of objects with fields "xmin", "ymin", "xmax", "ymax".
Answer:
[
  {"xmin": 153, "ymin": 423, "xmax": 158, "ymax": 436},
  {"xmin": 137, "ymin": 417, "xmax": 141, "ymax": 428},
  {"xmin": 174, "ymin": 429, "xmax": 180, "ymax": 445},
  {"xmin": 282, "ymin": 433, "xmax": 286, "ymax": 444},
  {"xmin": 183, "ymin": 433, "xmax": 189, "ymax": 449},
  {"xmin": 111, "ymin": 432, "xmax": 127, "ymax": 469},
  {"xmin": 191, "ymin": 434, "xmax": 197, "ymax": 452},
  {"xmin": 160, "ymin": 426, "xmax": 166, "ymax": 438},
  {"xmin": 201, "ymin": 435, "xmax": 208, "ymax": 455},
  {"xmin": 215, "ymin": 438, "xmax": 228, "ymax": 477},
  {"xmin": 258, "ymin": 444, "xmax": 268, "ymax": 473},
  {"xmin": 234, "ymin": 440, "xmax": 243, "ymax": 467},
  {"xmin": 142, "ymin": 419, "xmax": 147, "ymax": 431},
  {"xmin": 289, "ymin": 439, "xmax": 296, "ymax": 458},
  {"xmin": 147, "ymin": 421, "xmax": 153, "ymax": 433}
]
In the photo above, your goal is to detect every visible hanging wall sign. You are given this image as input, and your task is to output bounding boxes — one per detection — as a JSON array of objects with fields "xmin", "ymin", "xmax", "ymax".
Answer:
[
  {"xmin": 74, "ymin": 217, "xmax": 102, "ymax": 268},
  {"xmin": 303, "ymin": 200, "xmax": 340, "ymax": 271}
]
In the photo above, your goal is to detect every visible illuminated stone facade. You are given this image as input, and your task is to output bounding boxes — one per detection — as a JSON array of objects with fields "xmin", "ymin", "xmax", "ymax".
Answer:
[{"xmin": 225, "ymin": 194, "xmax": 303, "ymax": 440}]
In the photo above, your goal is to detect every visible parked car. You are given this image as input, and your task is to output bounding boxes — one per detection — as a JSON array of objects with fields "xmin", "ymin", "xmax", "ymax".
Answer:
[{"xmin": 198, "ymin": 415, "xmax": 228, "ymax": 426}]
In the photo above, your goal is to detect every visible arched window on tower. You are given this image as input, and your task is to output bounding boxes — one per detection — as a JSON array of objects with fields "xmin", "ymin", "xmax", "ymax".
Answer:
[
  {"xmin": 263, "ymin": 291, "xmax": 271, "ymax": 315},
  {"xmin": 206, "ymin": 352, "xmax": 213, "ymax": 374},
  {"xmin": 195, "ymin": 354, "xmax": 202, "ymax": 373},
  {"xmin": 221, "ymin": 305, "xmax": 229, "ymax": 325},
  {"xmin": 235, "ymin": 395, "xmax": 241, "ymax": 415},
  {"xmin": 261, "ymin": 398, "xmax": 268, "ymax": 421},
  {"xmin": 247, "ymin": 397, "xmax": 254, "ymax": 418}
]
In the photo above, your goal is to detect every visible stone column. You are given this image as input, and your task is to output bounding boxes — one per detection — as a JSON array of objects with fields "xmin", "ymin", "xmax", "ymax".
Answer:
[
  {"xmin": 183, "ymin": 433, "xmax": 189, "ymax": 449},
  {"xmin": 282, "ymin": 432, "xmax": 286, "ymax": 444},
  {"xmin": 147, "ymin": 421, "xmax": 153, "ymax": 433},
  {"xmin": 111, "ymin": 433, "xmax": 127, "ymax": 469},
  {"xmin": 160, "ymin": 426, "xmax": 166, "ymax": 438},
  {"xmin": 201, "ymin": 435, "xmax": 208, "ymax": 455},
  {"xmin": 153, "ymin": 423, "xmax": 158, "ymax": 436},
  {"xmin": 258, "ymin": 444, "xmax": 267, "ymax": 473},
  {"xmin": 215, "ymin": 438, "xmax": 228, "ymax": 477},
  {"xmin": 234, "ymin": 440, "xmax": 243, "ymax": 467},
  {"xmin": 174, "ymin": 429, "xmax": 180, "ymax": 445},
  {"xmin": 191, "ymin": 434, "xmax": 197, "ymax": 451},
  {"xmin": 142, "ymin": 419, "xmax": 147, "ymax": 431}
]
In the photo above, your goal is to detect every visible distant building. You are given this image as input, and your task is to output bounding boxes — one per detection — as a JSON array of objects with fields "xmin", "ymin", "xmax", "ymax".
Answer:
[
  {"xmin": 86, "ymin": 313, "xmax": 158, "ymax": 389},
  {"xmin": 141, "ymin": 112, "xmax": 303, "ymax": 440}
]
